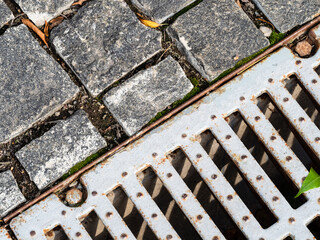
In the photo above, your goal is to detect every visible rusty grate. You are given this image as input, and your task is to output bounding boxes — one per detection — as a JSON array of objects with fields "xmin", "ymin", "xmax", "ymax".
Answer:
[{"xmin": 6, "ymin": 24, "xmax": 320, "ymax": 240}]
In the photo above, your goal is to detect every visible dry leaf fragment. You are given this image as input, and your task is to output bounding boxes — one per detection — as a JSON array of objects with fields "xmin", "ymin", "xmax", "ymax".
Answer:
[
  {"xmin": 138, "ymin": 17, "xmax": 162, "ymax": 28},
  {"xmin": 22, "ymin": 18, "xmax": 48, "ymax": 47},
  {"xmin": 72, "ymin": 0, "xmax": 86, "ymax": 6},
  {"xmin": 44, "ymin": 20, "xmax": 49, "ymax": 37}
]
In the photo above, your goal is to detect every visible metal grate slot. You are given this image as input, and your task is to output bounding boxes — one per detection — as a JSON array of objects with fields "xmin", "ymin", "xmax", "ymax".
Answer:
[
  {"xmin": 137, "ymin": 167, "xmax": 201, "ymax": 240},
  {"xmin": 283, "ymin": 74, "xmax": 320, "ymax": 129},
  {"xmin": 257, "ymin": 93, "xmax": 320, "ymax": 172},
  {"xmin": 315, "ymin": 64, "xmax": 320, "ymax": 76},
  {"xmin": 199, "ymin": 129, "xmax": 277, "ymax": 229},
  {"xmin": 282, "ymin": 236, "xmax": 293, "ymax": 240},
  {"xmin": 45, "ymin": 225, "xmax": 69, "ymax": 240},
  {"xmin": 107, "ymin": 186, "xmax": 157, "ymax": 239},
  {"xmin": 226, "ymin": 112, "xmax": 307, "ymax": 209},
  {"xmin": 80, "ymin": 210, "xmax": 112, "ymax": 240},
  {"xmin": 307, "ymin": 216, "xmax": 320, "ymax": 239},
  {"xmin": 167, "ymin": 148, "xmax": 247, "ymax": 239}
]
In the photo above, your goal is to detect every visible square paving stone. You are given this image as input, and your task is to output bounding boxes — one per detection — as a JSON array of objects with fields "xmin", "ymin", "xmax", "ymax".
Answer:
[
  {"xmin": 103, "ymin": 56, "xmax": 193, "ymax": 136},
  {"xmin": 0, "ymin": 25, "xmax": 78, "ymax": 143},
  {"xmin": 51, "ymin": 0, "xmax": 162, "ymax": 97},
  {"xmin": 16, "ymin": 0, "xmax": 74, "ymax": 26},
  {"xmin": 252, "ymin": 0, "xmax": 320, "ymax": 33},
  {"xmin": 0, "ymin": 171, "xmax": 25, "ymax": 217},
  {"xmin": 168, "ymin": 0, "xmax": 269, "ymax": 81},
  {"xmin": 131, "ymin": 0, "xmax": 196, "ymax": 23},
  {"xmin": 16, "ymin": 110, "xmax": 106, "ymax": 189},
  {"xmin": 0, "ymin": 0, "xmax": 13, "ymax": 27}
]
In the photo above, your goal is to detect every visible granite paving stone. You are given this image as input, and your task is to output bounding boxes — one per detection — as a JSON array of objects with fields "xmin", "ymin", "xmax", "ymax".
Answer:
[
  {"xmin": 51, "ymin": 0, "xmax": 162, "ymax": 97},
  {"xmin": 0, "ymin": 25, "xmax": 78, "ymax": 143},
  {"xmin": 253, "ymin": 0, "xmax": 320, "ymax": 33},
  {"xmin": 168, "ymin": 0, "xmax": 269, "ymax": 81},
  {"xmin": 16, "ymin": 0, "xmax": 74, "ymax": 26},
  {"xmin": 103, "ymin": 56, "xmax": 193, "ymax": 136},
  {"xmin": 131, "ymin": 0, "xmax": 196, "ymax": 23},
  {"xmin": 16, "ymin": 110, "xmax": 106, "ymax": 189},
  {"xmin": 0, "ymin": 0, "xmax": 13, "ymax": 28},
  {"xmin": 0, "ymin": 171, "xmax": 25, "ymax": 217}
]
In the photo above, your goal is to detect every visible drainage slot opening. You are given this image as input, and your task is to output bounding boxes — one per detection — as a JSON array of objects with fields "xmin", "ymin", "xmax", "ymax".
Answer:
[
  {"xmin": 137, "ymin": 166, "xmax": 201, "ymax": 240},
  {"xmin": 283, "ymin": 74, "xmax": 320, "ymax": 129},
  {"xmin": 45, "ymin": 225, "xmax": 69, "ymax": 240},
  {"xmin": 315, "ymin": 64, "xmax": 320, "ymax": 77},
  {"xmin": 200, "ymin": 129, "xmax": 277, "ymax": 229},
  {"xmin": 107, "ymin": 186, "xmax": 157, "ymax": 239},
  {"xmin": 167, "ymin": 148, "xmax": 247, "ymax": 239},
  {"xmin": 283, "ymin": 236, "xmax": 294, "ymax": 240},
  {"xmin": 307, "ymin": 215, "xmax": 320, "ymax": 239},
  {"xmin": 257, "ymin": 93, "xmax": 320, "ymax": 172},
  {"xmin": 226, "ymin": 112, "xmax": 307, "ymax": 209},
  {"xmin": 80, "ymin": 210, "xmax": 112, "ymax": 240}
]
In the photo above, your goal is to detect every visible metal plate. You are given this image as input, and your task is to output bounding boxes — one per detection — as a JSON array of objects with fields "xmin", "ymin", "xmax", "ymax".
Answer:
[
  {"xmin": 0, "ymin": 227, "xmax": 12, "ymax": 239},
  {"xmin": 9, "ymin": 24, "xmax": 320, "ymax": 240}
]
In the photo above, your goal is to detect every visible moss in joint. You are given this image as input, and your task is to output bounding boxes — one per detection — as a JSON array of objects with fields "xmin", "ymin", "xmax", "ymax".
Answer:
[
  {"xmin": 148, "ymin": 77, "xmax": 201, "ymax": 124},
  {"xmin": 62, "ymin": 148, "xmax": 107, "ymax": 180}
]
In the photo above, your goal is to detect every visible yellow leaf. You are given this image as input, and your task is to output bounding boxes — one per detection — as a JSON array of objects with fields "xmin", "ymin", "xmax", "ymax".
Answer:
[{"xmin": 139, "ymin": 18, "xmax": 162, "ymax": 28}]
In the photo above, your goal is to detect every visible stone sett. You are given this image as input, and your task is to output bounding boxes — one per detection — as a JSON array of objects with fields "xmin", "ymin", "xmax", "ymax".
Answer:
[
  {"xmin": 103, "ymin": 56, "xmax": 193, "ymax": 136},
  {"xmin": 0, "ymin": 0, "xmax": 13, "ymax": 28},
  {"xmin": 131, "ymin": 0, "xmax": 196, "ymax": 23},
  {"xmin": 51, "ymin": 0, "xmax": 162, "ymax": 97},
  {"xmin": 16, "ymin": 110, "xmax": 106, "ymax": 189},
  {"xmin": 16, "ymin": 0, "xmax": 74, "ymax": 26},
  {"xmin": 168, "ymin": 0, "xmax": 268, "ymax": 81},
  {"xmin": 0, "ymin": 25, "xmax": 78, "ymax": 143},
  {"xmin": 0, "ymin": 171, "xmax": 25, "ymax": 217},
  {"xmin": 253, "ymin": 0, "xmax": 320, "ymax": 33}
]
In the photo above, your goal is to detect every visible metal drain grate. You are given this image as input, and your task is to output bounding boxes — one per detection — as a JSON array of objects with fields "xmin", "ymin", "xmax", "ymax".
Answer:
[{"xmin": 8, "ymin": 24, "xmax": 320, "ymax": 240}]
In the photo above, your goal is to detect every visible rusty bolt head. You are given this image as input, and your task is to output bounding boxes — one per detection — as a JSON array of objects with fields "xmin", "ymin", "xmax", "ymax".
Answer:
[
  {"xmin": 167, "ymin": 173, "xmax": 173, "ymax": 178},
  {"xmin": 121, "ymin": 233, "xmax": 128, "ymax": 239},
  {"xmin": 182, "ymin": 193, "xmax": 188, "ymax": 199},
  {"xmin": 197, "ymin": 215, "xmax": 203, "ymax": 220},
  {"xmin": 30, "ymin": 231, "xmax": 36, "ymax": 236},
  {"xmin": 295, "ymin": 40, "xmax": 313, "ymax": 57},
  {"xmin": 288, "ymin": 217, "xmax": 295, "ymax": 224},
  {"xmin": 152, "ymin": 213, "xmax": 158, "ymax": 218},
  {"xmin": 211, "ymin": 174, "xmax": 218, "ymax": 179},
  {"xmin": 65, "ymin": 188, "xmax": 83, "ymax": 205},
  {"xmin": 312, "ymin": 79, "xmax": 318, "ymax": 84},
  {"xmin": 227, "ymin": 195, "xmax": 233, "ymax": 200},
  {"xmin": 166, "ymin": 235, "xmax": 173, "ymax": 240},
  {"xmin": 242, "ymin": 216, "xmax": 249, "ymax": 221},
  {"xmin": 256, "ymin": 175, "xmax": 263, "ymax": 181}
]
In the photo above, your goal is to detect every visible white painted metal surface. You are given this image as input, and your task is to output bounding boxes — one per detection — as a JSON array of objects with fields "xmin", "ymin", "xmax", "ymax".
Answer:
[
  {"xmin": 0, "ymin": 228, "xmax": 12, "ymax": 239},
  {"xmin": 8, "ymin": 24, "xmax": 320, "ymax": 240}
]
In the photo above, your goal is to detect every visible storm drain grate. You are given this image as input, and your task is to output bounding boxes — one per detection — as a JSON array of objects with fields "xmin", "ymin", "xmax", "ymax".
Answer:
[{"xmin": 8, "ymin": 25, "xmax": 320, "ymax": 240}]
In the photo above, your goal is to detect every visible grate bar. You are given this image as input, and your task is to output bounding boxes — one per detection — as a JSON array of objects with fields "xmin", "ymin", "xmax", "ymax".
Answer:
[
  {"xmin": 122, "ymin": 175, "xmax": 181, "ymax": 239},
  {"xmin": 297, "ymin": 60, "xmax": 320, "ymax": 103},
  {"xmin": 182, "ymin": 142, "xmax": 262, "ymax": 235},
  {"xmin": 151, "ymin": 160, "xmax": 225, "ymax": 240},
  {"xmin": 269, "ymin": 83, "xmax": 320, "ymax": 158},
  {"xmin": 239, "ymin": 102, "xmax": 308, "ymax": 190},
  {"xmin": 93, "ymin": 198, "xmax": 136, "ymax": 240}
]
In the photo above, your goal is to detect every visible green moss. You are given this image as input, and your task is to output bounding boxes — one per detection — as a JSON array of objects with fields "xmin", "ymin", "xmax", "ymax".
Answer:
[
  {"xmin": 62, "ymin": 148, "xmax": 107, "ymax": 180},
  {"xmin": 269, "ymin": 31, "xmax": 286, "ymax": 45},
  {"xmin": 210, "ymin": 46, "xmax": 268, "ymax": 84},
  {"xmin": 210, "ymin": 30, "xmax": 286, "ymax": 84},
  {"xmin": 147, "ymin": 78, "xmax": 201, "ymax": 124}
]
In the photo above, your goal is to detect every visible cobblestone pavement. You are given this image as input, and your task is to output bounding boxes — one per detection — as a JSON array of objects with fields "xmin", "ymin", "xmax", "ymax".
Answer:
[{"xmin": 0, "ymin": 0, "xmax": 319, "ymax": 224}]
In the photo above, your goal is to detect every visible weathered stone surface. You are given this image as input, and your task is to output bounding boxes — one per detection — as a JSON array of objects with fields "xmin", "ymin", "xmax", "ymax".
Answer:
[
  {"xmin": 103, "ymin": 56, "xmax": 193, "ymax": 136},
  {"xmin": 0, "ymin": 171, "xmax": 25, "ymax": 217},
  {"xmin": 131, "ymin": 0, "xmax": 196, "ymax": 23},
  {"xmin": 16, "ymin": 110, "xmax": 106, "ymax": 189},
  {"xmin": 0, "ymin": 1, "xmax": 13, "ymax": 27},
  {"xmin": 168, "ymin": 0, "xmax": 268, "ymax": 81},
  {"xmin": 16, "ymin": 0, "xmax": 74, "ymax": 26},
  {"xmin": 51, "ymin": 0, "xmax": 162, "ymax": 97},
  {"xmin": 0, "ymin": 25, "xmax": 78, "ymax": 143},
  {"xmin": 253, "ymin": 0, "xmax": 320, "ymax": 33}
]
